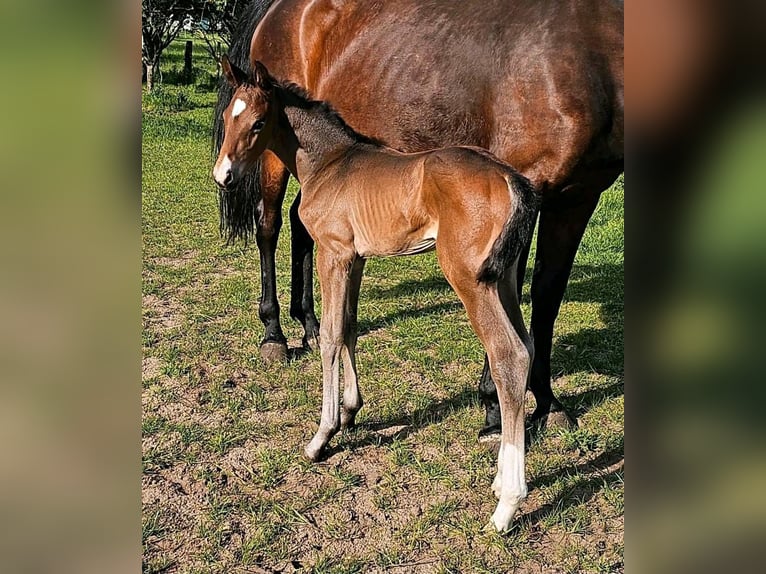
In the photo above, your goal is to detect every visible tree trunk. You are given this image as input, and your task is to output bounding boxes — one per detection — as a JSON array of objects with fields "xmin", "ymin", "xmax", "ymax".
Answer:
[
  {"xmin": 145, "ymin": 61, "xmax": 157, "ymax": 92},
  {"xmin": 144, "ymin": 50, "xmax": 162, "ymax": 92}
]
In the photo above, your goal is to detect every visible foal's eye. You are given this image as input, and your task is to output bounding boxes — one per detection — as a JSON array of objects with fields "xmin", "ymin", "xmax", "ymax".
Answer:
[{"xmin": 251, "ymin": 119, "xmax": 265, "ymax": 132}]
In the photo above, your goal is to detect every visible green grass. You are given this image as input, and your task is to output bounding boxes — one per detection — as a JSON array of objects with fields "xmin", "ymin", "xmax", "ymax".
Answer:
[{"xmin": 143, "ymin": 38, "xmax": 623, "ymax": 574}]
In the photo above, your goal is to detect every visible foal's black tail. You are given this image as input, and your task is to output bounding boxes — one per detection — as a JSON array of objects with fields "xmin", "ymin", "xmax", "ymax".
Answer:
[{"xmin": 476, "ymin": 172, "xmax": 541, "ymax": 284}]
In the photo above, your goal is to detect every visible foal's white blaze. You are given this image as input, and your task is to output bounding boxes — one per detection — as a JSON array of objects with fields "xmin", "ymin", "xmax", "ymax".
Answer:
[
  {"xmin": 491, "ymin": 442, "xmax": 528, "ymax": 532},
  {"xmin": 213, "ymin": 154, "xmax": 232, "ymax": 187},
  {"xmin": 232, "ymin": 98, "xmax": 247, "ymax": 118}
]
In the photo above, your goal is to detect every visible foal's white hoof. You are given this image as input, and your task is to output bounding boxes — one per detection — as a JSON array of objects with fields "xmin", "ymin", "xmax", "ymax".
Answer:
[
  {"xmin": 489, "ymin": 501, "xmax": 519, "ymax": 533},
  {"xmin": 304, "ymin": 440, "xmax": 325, "ymax": 462}
]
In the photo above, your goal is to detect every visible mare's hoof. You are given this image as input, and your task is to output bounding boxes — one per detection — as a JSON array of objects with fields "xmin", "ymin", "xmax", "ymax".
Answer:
[
  {"xmin": 529, "ymin": 407, "xmax": 578, "ymax": 439},
  {"xmin": 260, "ymin": 341, "xmax": 288, "ymax": 364},
  {"xmin": 303, "ymin": 333, "xmax": 321, "ymax": 352},
  {"xmin": 547, "ymin": 409, "xmax": 578, "ymax": 430}
]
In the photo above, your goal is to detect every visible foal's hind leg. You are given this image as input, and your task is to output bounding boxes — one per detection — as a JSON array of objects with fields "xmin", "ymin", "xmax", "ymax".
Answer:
[
  {"xmin": 305, "ymin": 248, "xmax": 357, "ymax": 461},
  {"xmin": 478, "ymin": 234, "xmax": 532, "ymax": 440},
  {"xmin": 438, "ymin": 255, "xmax": 531, "ymax": 532}
]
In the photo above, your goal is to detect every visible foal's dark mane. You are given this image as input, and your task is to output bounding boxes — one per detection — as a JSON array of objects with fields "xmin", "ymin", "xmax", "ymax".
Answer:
[{"xmin": 276, "ymin": 80, "xmax": 383, "ymax": 148}]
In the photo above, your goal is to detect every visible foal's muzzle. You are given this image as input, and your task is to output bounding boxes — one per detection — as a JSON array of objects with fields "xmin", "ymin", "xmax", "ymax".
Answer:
[{"xmin": 213, "ymin": 158, "xmax": 236, "ymax": 190}]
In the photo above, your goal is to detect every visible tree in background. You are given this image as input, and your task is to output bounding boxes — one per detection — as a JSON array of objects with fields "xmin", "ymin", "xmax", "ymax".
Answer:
[
  {"xmin": 142, "ymin": 0, "xmax": 184, "ymax": 91},
  {"xmin": 196, "ymin": 0, "xmax": 241, "ymax": 70},
  {"xmin": 142, "ymin": 0, "xmax": 240, "ymax": 91}
]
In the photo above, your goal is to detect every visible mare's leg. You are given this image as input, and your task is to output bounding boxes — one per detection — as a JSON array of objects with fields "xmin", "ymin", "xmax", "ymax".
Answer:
[
  {"xmin": 256, "ymin": 151, "xmax": 290, "ymax": 363},
  {"xmin": 340, "ymin": 257, "xmax": 366, "ymax": 429},
  {"xmin": 438, "ymin": 252, "xmax": 531, "ymax": 532},
  {"xmin": 289, "ymin": 191, "xmax": 321, "ymax": 350},
  {"xmin": 478, "ymin": 356, "xmax": 501, "ymax": 439},
  {"xmin": 478, "ymin": 231, "xmax": 533, "ymax": 439},
  {"xmin": 305, "ymin": 247, "xmax": 356, "ymax": 461},
  {"xmin": 528, "ymin": 188, "xmax": 601, "ymax": 428}
]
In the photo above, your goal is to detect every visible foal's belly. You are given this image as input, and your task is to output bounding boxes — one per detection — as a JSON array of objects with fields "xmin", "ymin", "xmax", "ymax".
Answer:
[{"xmin": 353, "ymin": 221, "xmax": 438, "ymax": 258}]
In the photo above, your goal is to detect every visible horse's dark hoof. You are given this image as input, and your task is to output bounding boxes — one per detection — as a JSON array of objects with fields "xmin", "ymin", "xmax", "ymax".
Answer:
[
  {"xmin": 260, "ymin": 341, "xmax": 288, "ymax": 364},
  {"xmin": 303, "ymin": 333, "xmax": 321, "ymax": 352},
  {"xmin": 530, "ymin": 407, "xmax": 578, "ymax": 435},
  {"xmin": 547, "ymin": 409, "xmax": 577, "ymax": 430}
]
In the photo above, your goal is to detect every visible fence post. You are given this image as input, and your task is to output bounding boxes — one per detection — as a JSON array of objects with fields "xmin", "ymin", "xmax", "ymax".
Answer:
[{"xmin": 184, "ymin": 40, "xmax": 193, "ymax": 82}]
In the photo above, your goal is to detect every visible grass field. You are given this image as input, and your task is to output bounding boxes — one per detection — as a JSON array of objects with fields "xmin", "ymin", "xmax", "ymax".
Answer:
[{"xmin": 142, "ymin": 38, "xmax": 624, "ymax": 574}]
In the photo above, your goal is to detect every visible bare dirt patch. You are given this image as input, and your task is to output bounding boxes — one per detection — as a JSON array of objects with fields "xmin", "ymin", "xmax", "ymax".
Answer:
[
  {"xmin": 143, "ymin": 293, "xmax": 184, "ymax": 331},
  {"xmin": 153, "ymin": 250, "xmax": 200, "ymax": 269}
]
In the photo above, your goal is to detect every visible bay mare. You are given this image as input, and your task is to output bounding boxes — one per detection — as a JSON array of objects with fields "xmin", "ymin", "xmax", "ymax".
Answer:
[
  {"xmin": 212, "ymin": 0, "xmax": 624, "ymax": 438},
  {"xmin": 214, "ymin": 57, "xmax": 540, "ymax": 531}
]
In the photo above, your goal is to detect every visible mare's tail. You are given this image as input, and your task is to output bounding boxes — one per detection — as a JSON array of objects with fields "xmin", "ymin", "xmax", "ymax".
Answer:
[{"xmin": 476, "ymin": 172, "xmax": 541, "ymax": 284}]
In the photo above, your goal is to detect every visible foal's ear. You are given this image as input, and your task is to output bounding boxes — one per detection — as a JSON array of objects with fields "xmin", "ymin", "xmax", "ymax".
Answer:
[
  {"xmin": 221, "ymin": 55, "xmax": 248, "ymax": 88},
  {"xmin": 252, "ymin": 60, "xmax": 273, "ymax": 92}
]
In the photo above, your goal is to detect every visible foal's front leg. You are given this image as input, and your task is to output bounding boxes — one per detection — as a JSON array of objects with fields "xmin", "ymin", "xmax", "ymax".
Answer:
[{"xmin": 305, "ymin": 248, "xmax": 357, "ymax": 461}]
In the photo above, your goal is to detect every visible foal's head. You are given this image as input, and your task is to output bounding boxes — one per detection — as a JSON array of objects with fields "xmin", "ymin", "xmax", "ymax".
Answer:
[{"xmin": 213, "ymin": 56, "xmax": 277, "ymax": 189}]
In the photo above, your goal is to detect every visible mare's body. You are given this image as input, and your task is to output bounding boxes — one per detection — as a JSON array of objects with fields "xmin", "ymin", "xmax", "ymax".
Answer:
[{"xmin": 213, "ymin": 0, "xmax": 624, "ymax": 434}]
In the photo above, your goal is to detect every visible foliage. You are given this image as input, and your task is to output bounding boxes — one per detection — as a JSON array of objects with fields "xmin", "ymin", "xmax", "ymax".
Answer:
[
  {"xmin": 195, "ymin": 0, "xmax": 241, "ymax": 64},
  {"xmin": 142, "ymin": 0, "xmax": 235, "ymax": 89}
]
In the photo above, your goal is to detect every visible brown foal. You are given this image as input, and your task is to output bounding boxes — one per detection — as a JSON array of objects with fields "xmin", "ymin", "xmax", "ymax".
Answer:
[{"xmin": 213, "ymin": 57, "xmax": 540, "ymax": 531}]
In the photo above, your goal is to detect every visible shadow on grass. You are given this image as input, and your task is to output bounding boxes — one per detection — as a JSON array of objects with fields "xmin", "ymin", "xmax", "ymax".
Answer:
[
  {"xmin": 322, "ymin": 376, "xmax": 623, "ymax": 460},
  {"xmin": 357, "ymin": 262, "xmax": 623, "ymax": 382},
  {"xmin": 365, "ymin": 275, "xmax": 452, "ymax": 299},
  {"xmin": 320, "ymin": 386, "xmax": 479, "ymax": 459},
  {"xmin": 562, "ymin": 380, "xmax": 624, "ymax": 419},
  {"xmin": 553, "ymin": 262, "xmax": 623, "ymax": 378},
  {"xmin": 529, "ymin": 436, "xmax": 624, "ymax": 492},
  {"xmin": 518, "ymin": 439, "xmax": 624, "ymax": 531},
  {"xmin": 357, "ymin": 300, "xmax": 462, "ymax": 336},
  {"xmin": 517, "ymin": 461, "xmax": 624, "ymax": 533}
]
